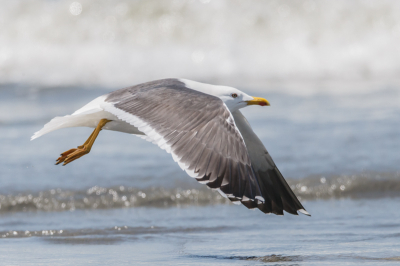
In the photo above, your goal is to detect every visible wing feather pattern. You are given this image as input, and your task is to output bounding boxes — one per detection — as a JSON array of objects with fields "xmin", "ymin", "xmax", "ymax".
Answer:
[
  {"xmin": 232, "ymin": 110, "xmax": 310, "ymax": 216},
  {"xmin": 102, "ymin": 79, "xmax": 265, "ymax": 207}
]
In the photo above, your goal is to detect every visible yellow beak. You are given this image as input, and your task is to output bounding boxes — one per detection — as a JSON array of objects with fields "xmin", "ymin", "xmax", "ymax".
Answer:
[{"xmin": 246, "ymin": 97, "xmax": 270, "ymax": 106}]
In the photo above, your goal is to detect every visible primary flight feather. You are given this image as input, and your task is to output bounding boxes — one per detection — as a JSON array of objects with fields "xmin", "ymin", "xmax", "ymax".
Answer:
[{"xmin": 31, "ymin": 78, "xmax": 309, "ymax": 216}]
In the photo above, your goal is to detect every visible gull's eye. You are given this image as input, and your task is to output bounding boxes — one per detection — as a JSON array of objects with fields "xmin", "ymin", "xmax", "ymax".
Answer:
[{"xmin": 231, "ymin": 93, "xmax": 238, "ymax": 98}]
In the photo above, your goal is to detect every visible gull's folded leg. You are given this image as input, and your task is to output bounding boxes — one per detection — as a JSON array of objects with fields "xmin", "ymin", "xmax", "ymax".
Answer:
[
  {"xmin": 77, "ymin": 130, "xmax": 96, "ymax": 149},
  {"xmin": 55, "ymin": 118, "xmax": 111, "ymax": 166}
]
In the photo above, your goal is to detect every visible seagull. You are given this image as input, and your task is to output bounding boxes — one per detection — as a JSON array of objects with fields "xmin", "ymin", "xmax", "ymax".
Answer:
[{"xmin": 31, "ymin": 78, "xmax": 309, "ymax": 216}]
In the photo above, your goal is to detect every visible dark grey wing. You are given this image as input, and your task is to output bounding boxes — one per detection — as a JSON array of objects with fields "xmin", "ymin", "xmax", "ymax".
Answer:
[
  {"xmin": 232, "ymin": 110, "xmax": 310, "ymax": 216},
  {"xmin": 102, "ymin": 79, "xmax": 264, "ymax": 205}
]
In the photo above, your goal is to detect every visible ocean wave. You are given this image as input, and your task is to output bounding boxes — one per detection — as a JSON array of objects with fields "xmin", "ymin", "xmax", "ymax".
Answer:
[
  {"xmin": 290, "ymin": 172, "xmax": 400, "ymax": 200},
  {"xmin": 0, "ymin": 186, "xmax": 229, "ymax": 213},
  {"xmin": 1, "ymin": 172, "xmax": 399, "ymax": 214},
  {"xmin": 2, "ymin": 0, "xmax": 400, "ymax": 91},
  {"xmin": 0, "ymin": 225, "xmax": 229, "ymax": 240}
]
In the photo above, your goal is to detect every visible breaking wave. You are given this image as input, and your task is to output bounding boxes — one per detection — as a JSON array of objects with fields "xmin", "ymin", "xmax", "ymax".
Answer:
[
  {"xmin": 1, "ymin": 172, "xmax": 399, "ymax": 214},
  {"xmin": 0, "ymin": 225, "xmax": 229, "ymax": 240},
  {"xmin": 290, "ymin": 171, "xmax": 400, "ymax": 200},
  {"xmin": 2, "ymin": 0, "xmax": 400, "ymax": 93}
]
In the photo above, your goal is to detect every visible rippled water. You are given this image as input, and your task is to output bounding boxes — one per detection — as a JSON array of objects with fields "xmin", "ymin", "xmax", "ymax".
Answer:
[
  {"xmin": 1, "ymin": 200, "xmax": 400, "ymax": 265},
  {"xmin": 1, "ymin": 82, "xmax": 400, "ymax": 265}
]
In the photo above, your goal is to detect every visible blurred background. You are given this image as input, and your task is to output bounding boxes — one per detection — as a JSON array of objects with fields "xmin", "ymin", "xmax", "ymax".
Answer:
[
  {"xmin": 1, "ymin": 0, "xmax": 400, "ymax": 264},
  {"xmin": 2, "ymin": 0, "xmax": 400, "ymax": 89}
]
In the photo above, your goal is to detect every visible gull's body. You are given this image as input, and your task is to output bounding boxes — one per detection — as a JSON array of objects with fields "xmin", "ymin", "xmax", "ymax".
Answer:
[{"xmin": 32, "ymin": 78, "xmax": 309, "ymax": 216}]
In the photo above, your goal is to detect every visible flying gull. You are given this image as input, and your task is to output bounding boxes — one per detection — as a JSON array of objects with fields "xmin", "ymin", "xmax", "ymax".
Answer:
[{"xmin": 31, "ymin": 78, "xmax": 309, "ymax": 216}]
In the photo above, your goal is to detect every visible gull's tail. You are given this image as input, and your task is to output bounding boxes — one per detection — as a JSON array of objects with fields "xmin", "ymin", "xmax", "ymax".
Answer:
[
  {"xmin": 31, "ymin": 95, "xmax": 110, "ymax": 141},
  {"xmin": 31, "ymin": 115, "xmax": 79, "ymax": 140}
]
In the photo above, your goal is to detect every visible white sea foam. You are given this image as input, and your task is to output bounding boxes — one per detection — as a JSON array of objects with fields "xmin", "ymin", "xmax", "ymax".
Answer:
[
  {"xmin": 1, "ymin": 172, "xmax": 399, "ymax": 214},
  {"xmin": 1, "ymin": 0, "xmax": 400, "ymax": 95}
]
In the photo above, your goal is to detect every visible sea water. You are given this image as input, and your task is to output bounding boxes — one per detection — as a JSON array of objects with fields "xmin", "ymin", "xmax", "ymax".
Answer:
[
  {"xmin": 1, "ymin": 0, "xmax": 400, "ymax": 264},
  {"xmin": 0, "ymin": 85, "xmax": 399, "ymax": 265}
]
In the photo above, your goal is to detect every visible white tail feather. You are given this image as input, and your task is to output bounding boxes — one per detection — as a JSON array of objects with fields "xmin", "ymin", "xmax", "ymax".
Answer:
[
  {"xmin": 31, "ymin": 95, "xmax": 119, "ymax": 140},
  {"xmin": 31, "ymin": 115, "xmax": 87, "ymax": 140}
]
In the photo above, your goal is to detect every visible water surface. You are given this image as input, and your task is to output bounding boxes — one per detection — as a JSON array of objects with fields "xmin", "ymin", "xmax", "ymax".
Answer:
[{"xmin": 0, "ymin": 84, "xmax": 399, "ymax": 265}]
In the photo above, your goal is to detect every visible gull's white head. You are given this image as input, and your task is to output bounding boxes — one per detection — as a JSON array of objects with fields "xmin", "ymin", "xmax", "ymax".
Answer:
[{"xmin": 180, "ymin": 79, "xmax": 270, "ymax": 112}]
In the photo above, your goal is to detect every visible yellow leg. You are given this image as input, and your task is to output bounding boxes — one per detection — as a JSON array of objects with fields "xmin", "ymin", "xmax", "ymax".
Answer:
[{"xmin": 56, "ymin": 119, "xmax": 111, "ymax": 166}]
